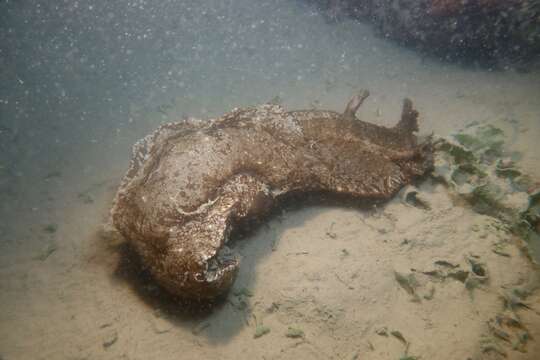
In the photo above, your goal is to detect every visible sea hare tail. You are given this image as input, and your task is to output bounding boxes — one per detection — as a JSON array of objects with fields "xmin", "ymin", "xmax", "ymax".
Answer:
[
  {"xmin": 396, "ymin": 98, "xmax": 419, "ymax": 133},
  {"xmin": 343, "ymin": 90, "xmax": 370, "ymax": 119}
]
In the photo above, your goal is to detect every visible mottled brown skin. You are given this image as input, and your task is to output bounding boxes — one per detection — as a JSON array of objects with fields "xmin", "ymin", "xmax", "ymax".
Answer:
[{"xmin": 111, "ymin": 91, "xmax": 433, "ymax": 300}]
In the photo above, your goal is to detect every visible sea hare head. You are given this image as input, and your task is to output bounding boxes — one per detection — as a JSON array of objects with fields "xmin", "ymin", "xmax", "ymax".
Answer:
[{"xmin": 111, "ymin": 91, "xmax": 433, "ymax": 300}]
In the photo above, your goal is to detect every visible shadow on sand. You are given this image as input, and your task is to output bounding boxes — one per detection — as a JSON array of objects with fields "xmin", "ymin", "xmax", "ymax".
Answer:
[{"xmin": 100, "ymin": 193, "xmax": 385, "ymax": 343}]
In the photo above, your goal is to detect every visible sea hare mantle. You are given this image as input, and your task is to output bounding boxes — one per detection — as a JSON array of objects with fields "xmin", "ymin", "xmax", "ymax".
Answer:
[{"xmin": 111, "ymin": 90, "xmax": 433, "ymax": 300}]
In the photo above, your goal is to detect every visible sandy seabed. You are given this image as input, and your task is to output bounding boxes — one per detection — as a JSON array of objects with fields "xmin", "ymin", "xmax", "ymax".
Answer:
[{"xmin": 1, "ymin": 1, "xmax": 540, "ymax": 359}]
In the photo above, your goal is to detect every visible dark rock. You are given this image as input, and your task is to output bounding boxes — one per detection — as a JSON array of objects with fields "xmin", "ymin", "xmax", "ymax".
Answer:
[
  {"xmin": 111, "ymin": 91, "xmax": 433, "ymax": 300},
  {"xmin": 314, "ymin": 0, "xmax": 540, "ymax": 66}
]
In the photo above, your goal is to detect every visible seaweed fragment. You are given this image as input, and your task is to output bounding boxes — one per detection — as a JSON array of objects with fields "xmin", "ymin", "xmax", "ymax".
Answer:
[
  {"xmin": 434, "ymin": 260, "xmax": 459, "ymax": 268},
  {"xmin": 77, "ymin": 192, "xmax": 94, "ymax": 204},
  {"xmin": 423, "ymin": 286, "xmax": 435, "ymax": 300},
  {"xmin": 233, "ymin": 287, "xmax": 254, "ymax": 298},
  {"xmin": 500, "ymin": 289, "xmax": 535, "ymax": 312},
  {"xmin": 492, "ymin": 246, "xmax": 511, "ymax": 258},
  {"xmin": 253, "ymin": 314, "xmax": 270, "ymax": 339},
  {"xmin": 488, "ymin": 320, "xmax": 512, "ymax": 342},
  {"xmin": 480, "ymin": 339, "xmax": 507, "ymax": 357},
  {"xmin": 394, "ymin": 271, "xmax": 421, "ymax": 302},
  {"xmin": 512, "ymin": 331, "xmax": 530, "ymax": 353},
  {"xmin": 403, "ymin": 189, "xmax": 431, "ymax": 210},
  {"xmin": 268, "ymin": 95, "xmax": 283, "ymax": 105},
  {"xmin": 398, "ymin": 341, "xmax": 418, "ymax": 360},
  {"xmin": 495, "ymin": 159, "xmax": 522, "ymax": 179},
  {"xmin": 102, "ymin": 332, "xmax": 118, "ymax": 348},
  {"xmin": 285, "ymin": 326, "xmax": 304, "ymax": 339},
  {"xmin": 192, "ymin": 321, "xmax": 210, "ymax": 335},
  {"xmin": 326, "ymin": 222, "xmax": 337, "ymax": 239},
  {"xmin": 34, "ymin": 242, "xmax": 58, "ymax": 261},
  {"xmin": 468, "ymin": 257, "xmax": 487, "ymax": 278},
  {"xmin": 434, "ymin": 123, "xmax": 540, "ymax": 261},
  {"xmin": 43, "ymin": 223, "xmax": 58, "ymax": 234},
  {"xmin": 44, "ymin": 170, "xmax": 62, "ymax": 179},
  {"xmin": 487, "ymin": 311, "xmax": 532, "ymax": 353},
  {"xmin": 447, "ymin": 269, "xmax": 469, "ymax": 283},
  {"xmin": 254, "ymin": 324, "xmax": 271, "ymax": 339},
  {"xmin": 391, "ymin": 330, "xmax": 407, "ymax": 344}
]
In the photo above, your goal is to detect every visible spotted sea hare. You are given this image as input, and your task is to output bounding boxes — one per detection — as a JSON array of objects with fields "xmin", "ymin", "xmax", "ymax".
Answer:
[{"xmin": 111, "ymin": 90, "xmax": 433, "ymax": 300}]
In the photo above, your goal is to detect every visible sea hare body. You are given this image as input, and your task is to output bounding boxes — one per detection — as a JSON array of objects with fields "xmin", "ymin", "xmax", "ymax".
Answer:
[{"xmin": 111, "ymin": 91, "xmax": 433, "ymax": 300}]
